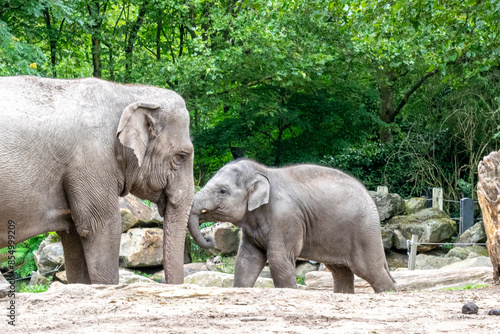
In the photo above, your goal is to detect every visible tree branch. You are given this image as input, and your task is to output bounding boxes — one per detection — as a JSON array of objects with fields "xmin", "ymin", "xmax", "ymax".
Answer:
[{"xmin": 394, "ymin": 68, "xmax": 439, "ymax": 114}]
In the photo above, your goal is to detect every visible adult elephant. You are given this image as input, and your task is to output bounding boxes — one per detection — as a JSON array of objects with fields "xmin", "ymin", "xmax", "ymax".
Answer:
[
  {"xmin": 0, "ymin": 76, "xmax": 194, "ymax": 285},
  {"xmin": 188, "ymin": 159, "xmax": 395, "ymax": 293}
]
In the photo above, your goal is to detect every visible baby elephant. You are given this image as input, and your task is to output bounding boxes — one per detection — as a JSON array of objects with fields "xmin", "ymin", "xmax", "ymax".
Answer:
[{"xmin": 188, "ymin": 159, "xmax": 395, "ymax": 293}]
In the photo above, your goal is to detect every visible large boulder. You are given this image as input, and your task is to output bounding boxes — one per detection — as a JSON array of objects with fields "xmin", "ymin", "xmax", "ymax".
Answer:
[
  {"xmin": 33, "ymin": 234, "xmax": 65, "ymax": 276},
  {"xmin": 369, "ymin": 191, "xmax": 405, "ymax": 221},
  {"xmin": 454, "ymin": 221, "xmax": 487, "ymax": 245},
  {"xmin": 445, "ymin": 246, "xmax": 489, "ymax": 260},
  {"xmin": 440, "ymin": 256, "xmax": 492, "ymax": 270},
  {"xmin": 0, "ymin": 272, "xmax": 11, "ymax": 298},
  {"xmin": 385, "ymin": 208, "xmax": 457, "ymax": 251},
  {"xmin": 405, "ymin": 197, "xmax": 428, "ymax": 214},
  {"xmin": 119, "ymin": 228, "xmax": 164, "ymax": 268},
  {"xmin": 120, "ymin": 195, "xmax": 156, "ymax": 232},
  {"xmin": 381, "ymin": 227, "xmax": 394, "ymax": 249},
  {"xmin": 199, "ymin": 223, "xmax": 241, "ymax": 256},
  {"xmin": 415, "ymin": 254, "xmax": 461, "ymax": 270},
  {"xmin": 304, "ymin": 266, "xmax": 493, "ymax": 292},
  {"xmin": 119, "ymin": 270, "xmax": 158, "ymax": 284},
  {"xmin": 296, "ymin": 261, "xmax": 319, "ymax": 277},
  {"xmin": 184, "ymin": 271, "xmax": 274, "ymax": 288},
  {"xmin": 150, "ymin": 262, "xmax": 209, "ymax": 283}
]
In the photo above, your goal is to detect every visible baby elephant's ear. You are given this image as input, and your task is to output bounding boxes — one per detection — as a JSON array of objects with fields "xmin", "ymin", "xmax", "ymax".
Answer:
[{"xmin": 248, "ymin": 172, "xmax": 270, "ymax": 211}]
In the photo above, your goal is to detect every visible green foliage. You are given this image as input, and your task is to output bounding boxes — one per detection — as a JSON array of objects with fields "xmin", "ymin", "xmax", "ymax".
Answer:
[
  {"xmin": 441, "ymin": 283, "xmax": 490, "ymax": 291},
  {"xmin": 18, "ymin": 281, "xmax": 52, "ymax": 293},
  {"xmin": 296, "ymin": 275, "xmax": 305, "ymax": 286},
  {"xmin": 0, "ymin": 233, "xmax": 59, "ymax": 278},
  {"xmin": 188, "ymin": 233, "xmax": 212, "ymax": 263},
  {"xmin": 1, "ymin": 0, "xmax": 500, "ymax": 199}
]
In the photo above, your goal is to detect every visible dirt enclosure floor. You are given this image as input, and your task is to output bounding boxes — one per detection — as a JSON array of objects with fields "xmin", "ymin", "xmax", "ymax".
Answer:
[{"xmin": 4, "ymin": 276, "xmax": 500, "ymax": 334}]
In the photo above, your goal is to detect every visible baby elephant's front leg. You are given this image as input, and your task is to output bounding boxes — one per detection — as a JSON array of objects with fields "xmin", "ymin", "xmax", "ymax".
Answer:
[
  {"xmin": 267, "ymin": 249, "xmax": 298, "ymax": 288},
  {"xmin": 233, "ymin": 239, "xmax": 267, "ymax": 287}
]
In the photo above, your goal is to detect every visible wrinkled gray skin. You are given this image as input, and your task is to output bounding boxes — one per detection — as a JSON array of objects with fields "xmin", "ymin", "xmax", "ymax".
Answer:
[
  {"xmin": 189, "ymin": 159, "xmax": 395, "ymax": 293},
  {"xmin": 0, "ymin": 76, "xmax": 194, "ymax": 284}
]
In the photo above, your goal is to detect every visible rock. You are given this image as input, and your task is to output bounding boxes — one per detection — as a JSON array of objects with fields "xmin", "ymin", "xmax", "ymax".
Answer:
[
  {"xmin": 119, "ymin": 228, "xmax": 163, "ymax": 268},
  {"xmin": 149, "ymin": 202, "xmax": 163, "ymax": 224},
  {"xmin": 150, "ymin": 262, "xmax": 209, "ymax": 283},
  {"xmin": 205, "ymin": 256, "xmax": 223, "ymax": 271},
  {"xmin": 462, "ymin": 302, "xmax": 479, "ymax": 315},
  {"xmin": 118, "ymin": 270, "xmax": 158, "ymax": 284},
  {"xmin": 385, "ymin": 208, "xmax": 457, "ymax": 251},
  {"xmin": 369, "ymin": 191, "xmax": 405, "ymax": 221},
  {"xmin": 33, "ymin": 234, "xmax": 65, "ymax": 276},
  {"xmin": 259, "ymin": 266, "xmax": 272, "ymax": 278},
  {"xmin": 445, "ymin": 246, "xmax": 489, "ymax": 260},
  {"xmin": 305, "ymin": 266, "xmax": 493, "ymax": 292},
  {"xmin": 184, "ymin": 271, "xmax": 274, "ymax": 288},
  {"xmin": 440, "ymin": 256, "xmax": 492, "ymax": 270},
  {"xmin": 415, "ymin": 254, "xmax": 461, "ymax": 270},
  {"xmin": 29, "ymin": 271, "xmax": 50, "ymax": 286},
  {"xmin": 119, "ymin": 194, "xmax": 153, "ymax": 232},
  {"xmin": 488, "ymin": 309, "xmax": 500, "ymax": 315},
  {"xmin": 0, "ymin": 272, "xmax": 11, "ymax": 298},
  {"xmin": 454, "ymin": 221, "xmax": 487, "ymax": 245},
  {"xmin": 184, "ymin": 262, "xmax": 208, "ymax": 277},
  {"xmin": 381, "ymin": 227, "xmax": 394, "ymax": 249},
  {"xmin": 385, "ymin": 250, "xmax": 408, "ymax": 269},
  {"xmin": 296, "ymin": 261, "xmax": 319, "ymax": 277},
  {"xmin": 199, "ymin": 223, "xmax": 241, "ymax": 256},
  {"xmin": 55, "ymin": 271, "xmax": 67, "ymax": 284},
  {"xmin": 405, "ymin": 197, "xmax": 428, "ymax": 214}
]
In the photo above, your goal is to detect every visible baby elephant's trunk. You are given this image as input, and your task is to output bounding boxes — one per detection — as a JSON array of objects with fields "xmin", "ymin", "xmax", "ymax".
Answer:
[{"xmin": 187, "ymin": 201, "xmax": 215, "ymax": 249}]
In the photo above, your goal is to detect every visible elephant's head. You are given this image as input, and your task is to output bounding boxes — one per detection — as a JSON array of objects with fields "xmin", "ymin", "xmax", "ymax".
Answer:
[
  {"xmin": 188, "ymin": 160, "xmax": 270, "ymax": 249},
  {"xmin": 116, "ymin": 96, "xmax": 194, "ymax": 284}
]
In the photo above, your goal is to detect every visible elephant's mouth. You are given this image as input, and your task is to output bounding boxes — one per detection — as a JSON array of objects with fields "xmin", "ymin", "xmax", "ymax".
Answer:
[{"xmin": 157, "ymin": 192, "xmax": 168, "ymax": 218}]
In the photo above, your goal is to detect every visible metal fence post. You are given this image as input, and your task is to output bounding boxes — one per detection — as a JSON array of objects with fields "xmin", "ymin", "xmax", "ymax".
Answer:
[
  {"xmin": 460, "ymin": 197, "xmax": 474, "ymax": 234},
  {"xmin": 432, "ymin": 188, "xmax": 443, "ymax": 211},
  {"xmin": 407, "ymin": 235, "xmax": 418, "ymax": 270}
]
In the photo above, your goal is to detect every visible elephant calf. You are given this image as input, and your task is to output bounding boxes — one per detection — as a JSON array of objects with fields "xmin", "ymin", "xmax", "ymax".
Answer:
[{"xmin": 188, "ymin": 159, "xmax": 396, "ymax": 293}]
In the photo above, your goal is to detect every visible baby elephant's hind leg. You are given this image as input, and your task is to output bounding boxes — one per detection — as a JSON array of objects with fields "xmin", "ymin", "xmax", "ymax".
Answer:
[{"xmin": 325, "ymin": 264, "xmax": 355, "ymax": 294}]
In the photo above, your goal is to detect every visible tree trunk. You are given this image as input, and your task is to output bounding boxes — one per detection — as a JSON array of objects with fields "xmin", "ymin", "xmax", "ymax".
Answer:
[
  {"xmin": 377, "ymin": 68, "xmax": 397, "ymax": 143},
  {"xmin": 477, "ymin": 150, "xmax": 500, "ymax": 284},
  {"xmin": 91, "ymin": 35, "xmax": 102, "ymax": 78},
  {"xmin": 124, "ymin": 1, "xmax": 149, "ymax": 82}
]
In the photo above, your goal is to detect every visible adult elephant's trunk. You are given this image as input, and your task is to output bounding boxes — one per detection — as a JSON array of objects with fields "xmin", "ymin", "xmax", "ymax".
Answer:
[
  {"xmin": 187, "ymin": 192, "xmax": 215, "ymax": 249},
  {"xmin": 161, "ymin": 167, "xmax": 194, "ymax": 284}
]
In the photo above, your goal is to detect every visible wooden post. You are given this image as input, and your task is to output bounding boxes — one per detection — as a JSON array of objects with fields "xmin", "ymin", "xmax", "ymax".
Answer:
[
  {"xmin": 377, "ymin": 186, "xmax": 388, "ymax": 194},
  {"xmin": 477, "ymin": 151, "xmax": 500, "ymax": 283},
  {"xmin": 432, "ymin": 187, "xmax": 443, "ymax": 211},
  {"xmin": 408, "ymin": 235, "xmax": 418, "ymax": 270}
]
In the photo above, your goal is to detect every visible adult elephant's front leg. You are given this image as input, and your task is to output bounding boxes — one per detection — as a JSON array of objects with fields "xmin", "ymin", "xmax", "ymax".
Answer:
[
  {"xmin": 58, "ymin": 225, "xmax": 91, "ymax": 284},
  {"xmin": 79, "ymin": 211, "xmax": 122, "ymax": 284},
  {"xmin": 66, "ymin": 177, "xmax": 122, "ymax": 284},
  {"xmin": 233, "ymin": 236, "xmax": 266, "ymax": 287}
]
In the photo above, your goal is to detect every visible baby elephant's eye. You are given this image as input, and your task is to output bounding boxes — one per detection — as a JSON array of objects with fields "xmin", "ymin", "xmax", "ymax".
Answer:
[{"xmin": 219, "ymin": 188, "xmax": 228, "ymax": 195}]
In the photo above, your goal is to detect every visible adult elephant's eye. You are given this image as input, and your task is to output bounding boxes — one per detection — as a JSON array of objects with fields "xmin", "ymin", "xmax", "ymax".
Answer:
[
  {"xmin": 219, "ymin": 188, "xmax": 228, "ymax": 195},
  {"xmin": 173, "ymin": 153, "xmax": 187, "ymax": 165}
]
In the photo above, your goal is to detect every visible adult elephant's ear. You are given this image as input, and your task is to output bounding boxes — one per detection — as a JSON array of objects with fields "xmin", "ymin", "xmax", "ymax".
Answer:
[
  {"xmin": 248, "ymin": 173, "xmax": 270, "ymax": 211},
  {"xmin": 117, "ymin": 102, "xmax": 161, "ymax": 166}
]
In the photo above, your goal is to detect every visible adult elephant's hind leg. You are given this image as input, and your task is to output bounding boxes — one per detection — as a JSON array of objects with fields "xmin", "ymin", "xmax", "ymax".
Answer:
[
  {"xmin": 58, "ymin": 226, "xmax": 91, "ymax": 284},
  {"xmin": 325, "ymin": 264, "xmax": 355, "ymax": 294}
]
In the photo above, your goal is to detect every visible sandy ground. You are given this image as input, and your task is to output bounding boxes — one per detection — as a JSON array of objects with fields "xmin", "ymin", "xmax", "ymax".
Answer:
[{"xmin": 3, "ymin": 279, "xmax": 500, "ymax": 334}]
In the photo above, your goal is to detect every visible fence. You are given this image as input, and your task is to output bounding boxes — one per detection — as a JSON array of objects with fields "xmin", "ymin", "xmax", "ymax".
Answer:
[{"xmin": 376, "ymin": 186, "xmax": 486, "ymax": 270}]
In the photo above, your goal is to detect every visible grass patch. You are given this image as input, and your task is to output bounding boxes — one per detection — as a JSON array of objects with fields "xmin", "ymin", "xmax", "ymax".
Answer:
[
  {"xmin": 441, "ymin": 283, "xmax": 491, "ymax": 291},
  {"xmin": 296, "ymin": 275, "xmax": 306, "ymax": 286}
]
